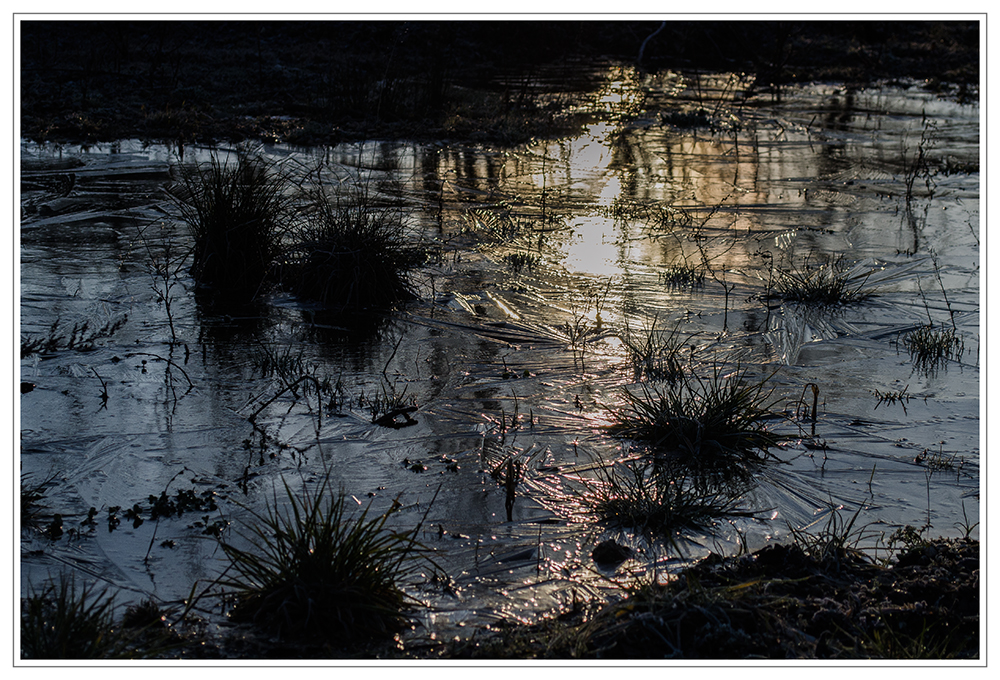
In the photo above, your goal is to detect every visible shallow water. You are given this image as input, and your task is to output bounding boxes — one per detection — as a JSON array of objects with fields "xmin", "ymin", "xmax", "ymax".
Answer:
[{"xmin": 19, "ymin": 66, "xmax": 979, "ymax": 642}]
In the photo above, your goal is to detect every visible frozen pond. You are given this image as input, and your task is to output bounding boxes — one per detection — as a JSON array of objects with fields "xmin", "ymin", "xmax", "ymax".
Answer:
[{"xmin": 19, "ymin": 66, "xmax": 979, "ymax": 642}]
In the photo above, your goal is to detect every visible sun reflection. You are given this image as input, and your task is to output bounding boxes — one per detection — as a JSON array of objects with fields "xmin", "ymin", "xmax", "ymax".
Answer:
[{"xmin": 562, "ymin": 216, "xmax": 622, "ymax": 278}]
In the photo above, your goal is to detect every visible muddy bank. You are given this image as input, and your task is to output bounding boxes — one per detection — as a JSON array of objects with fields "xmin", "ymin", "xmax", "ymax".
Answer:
[
  {"xmin": 433, "ymin": 536, "xmax": 980, "ymax": 660},
  {"xmin": 20, "ymin": 20, "xmax": 978, "ymax": 146},
  {"xmin": 82, "ymin": 536, "xmax": 979, "ymax": 660}
]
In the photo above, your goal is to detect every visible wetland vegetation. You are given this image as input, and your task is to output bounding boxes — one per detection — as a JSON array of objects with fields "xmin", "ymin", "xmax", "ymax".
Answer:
[{"xmin": 18, "ymin": 19, "xmax": 980, "ymax": 661}]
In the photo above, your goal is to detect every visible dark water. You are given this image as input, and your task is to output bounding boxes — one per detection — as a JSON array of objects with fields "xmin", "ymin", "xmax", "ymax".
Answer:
[{"xmin": 19, "ymin": 66, "xmax": 979, "ymax": 638}]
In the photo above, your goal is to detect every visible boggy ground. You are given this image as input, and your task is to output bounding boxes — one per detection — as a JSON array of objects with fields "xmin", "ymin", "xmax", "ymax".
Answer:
[
  {"xmin": 155, "ymin": 536, "xmax": 978, "ymax": 660},
  {"xmin": 19, "ymin": 19, "xmax": 981, "ymax": 662},
  {"xmin": 20, "ymin": 20, "xmax": 979, "ymax": 146},
  {"xmin": 438, "ymin": 537, "xmax": 980, "ymax": 660}
]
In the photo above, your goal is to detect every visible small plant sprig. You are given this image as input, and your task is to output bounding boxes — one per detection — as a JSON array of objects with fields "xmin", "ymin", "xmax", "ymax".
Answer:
[
  {"xmin": 914, "ymin": 441, "xmax": 964, "ymax": 473},
  {"xmin": 21, "ymin": 316, "xmax": 128, "ymax": 358},
  {"xmin": 362, "ymin": 382, "xmax": 418, "ymax": 428},
  {"xmin": 135, "ymin": 218, "xmax": 189, "ymax": 345},
  {"xmin": 872, "ymin": 385, "xmax": 911, "ymax": 414}
]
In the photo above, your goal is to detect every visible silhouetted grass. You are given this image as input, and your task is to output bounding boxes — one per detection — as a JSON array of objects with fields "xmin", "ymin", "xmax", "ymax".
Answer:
[
  {"xmin": 772, "ymin": 259, "xmax": 875, "ymax": 305},
  {"xmin": 286, "ymin": 184, "xmax": 425, "ymax": 311},
  {"xmin": 611, "ymin": 363, "xmax": 784, "ymax": 466},
  {"xmin": 168, "ymin": 150, "xmax": 296, "ymax": 300},
  {"xmin": 620, "ymin": 317, "xmax": 687, "ymax": 382},
  {"xmin": 20, "ymin": 316, "xmax": 128, "ymax": 358},
  {"xmin": 903, "ymin": 323, "xmax": 965, "ymax": 373},
  {"xmin": 219, "ymin": 474, "xmax": 426, "ymax": 643},
  {"xmin": 588, "ymin": 458, "xmax": 757, "ymax": 541},
  {"xmin": 21, "ymin": 576, "xmax": 127, "ymax": 659},
  {"xmin": 20, "ymin": 473, "xmax": 55, "ymax": 530}
]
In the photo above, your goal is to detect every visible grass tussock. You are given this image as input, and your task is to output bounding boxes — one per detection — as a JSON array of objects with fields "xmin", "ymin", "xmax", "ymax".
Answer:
[
  {"xmin": 620, "ymin": 317, "xmax": 688, "ymax": 382},
  {"xmin": 219, "ymin": 474, "xmax": 425, "ymax": 643},
  {"xmin": 903, "ymin": 323, "xmax": 965, "ymax": 373},
  {"xmin": 287, "ymin": 185, "xmax": 425, "ymax": 311},
  {"xmin": 773, "ymin": 259, "xmax": 875, "ymax": 305},
  {"xmin": 611, "ymin": 363, "xmax": 784, "ymax": 466},
  {"xmin": 168, "ymin": 151, "xmax": 297, "ymax": 300},
  {"xmin": 659, "ymin": 263, "xmax": 707, "ymax": 290},
  {"xmin": 20, "ymin": 576, "xmax": 160, "ymax": 659},
  {"xmin": 588, "ymin": 458, "xmax": 757, "ymax": 541},
  {"xmin": 502, "ymin": 251, "xmax": 539, "ymax": 274},
  {"xmin": 20, "ymin": 473, "xmax": 56, "ymax": 530}
]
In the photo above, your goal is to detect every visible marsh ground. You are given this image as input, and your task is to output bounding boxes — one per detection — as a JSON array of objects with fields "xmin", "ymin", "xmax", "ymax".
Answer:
[{"xmin": 18, "ymin": 19, "xmax": 980, "ymax": 661}]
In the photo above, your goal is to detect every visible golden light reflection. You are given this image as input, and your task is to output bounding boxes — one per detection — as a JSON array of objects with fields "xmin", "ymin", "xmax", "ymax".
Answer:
[
  {"xmin": 594, "ymin": 68, "xmax": 645, "ymax": 118},
  {"xmin": 562, "ymin": 216, "xmax": 622, "ymax": 278}
]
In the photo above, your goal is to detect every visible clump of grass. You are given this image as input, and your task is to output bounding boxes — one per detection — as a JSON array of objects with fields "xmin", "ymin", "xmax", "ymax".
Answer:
[
  {"xmin": 787, "ymin": 505, "xmax": 878, "ymax": 571},
  {"xmin": 914, "ymin": 442, "xmax": 964, "ymax": 472},
  {"xmin": 903, "ymin": 324, "xmax": 965, "ymax": 373},
  {"xmin": 21, "ymin": 576, "xmax": 129, "ymax": 659},
  {"xmin": 660, "ymin": 107, "xmax": 713, "ymax": 129},
  {"xmin": 772, "ymin": 259, "xmax": 875, "ymax": 305},
  {"xmin": 287, "ymin": 184, "xmax": 424, "ymax": 311},
  {"xmin": 588, "ymin": 458, "xmax": 757, "ymax": 541},
  {"xmin": 218, "ymin": 474, "xmax": 425, "ymax": 643},
  {"xmin": 168, "ymin": 150, "xmax": 296, "ymax": 300},
  {"xmin": 601, "ymin": 196, "xmax": 651, "ymax": 222},
  {"xmin": 249, "ymin": 343, "xmax": 309, "ymax": 382},
  {"xmin": 248, "ymin": 342, "xmax": 347, "ymax": 413},
  {"xmin": 601, "ymin": 197, "xmax": 696, "ymax": 231},
  {"xmin": 362, "ymin": 382, "xmax": 418, "ymax": 428},
  {"xmin": 659, "ymin": 263, "xmax": 707, "ymax": 289},
  {"xmin": 620, "ymin": 317, "xmax": 687, "ymax": 382},
  {"xmin": 610, "ymin": 363, "xmax": 785, "ymax": 466},
  {"xmin": 464, "ymin": 205, "xmax": 529, "ymax": 244},
  {"xmin": 502, "ymin": 251, "xmax": 539, "ymax": 274}
]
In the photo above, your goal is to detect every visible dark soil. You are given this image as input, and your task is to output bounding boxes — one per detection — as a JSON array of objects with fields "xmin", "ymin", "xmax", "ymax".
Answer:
[
  {"xmin": 431, "ymin": 536, "xmax": 980, "ymax": 660},
  {"xmin": 143, "ymin": 536, "xmax": 977, "ymax": 660},
  {"xmin": 20, "ymin": 20, "xmax": 979, "ymax": 147}
]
